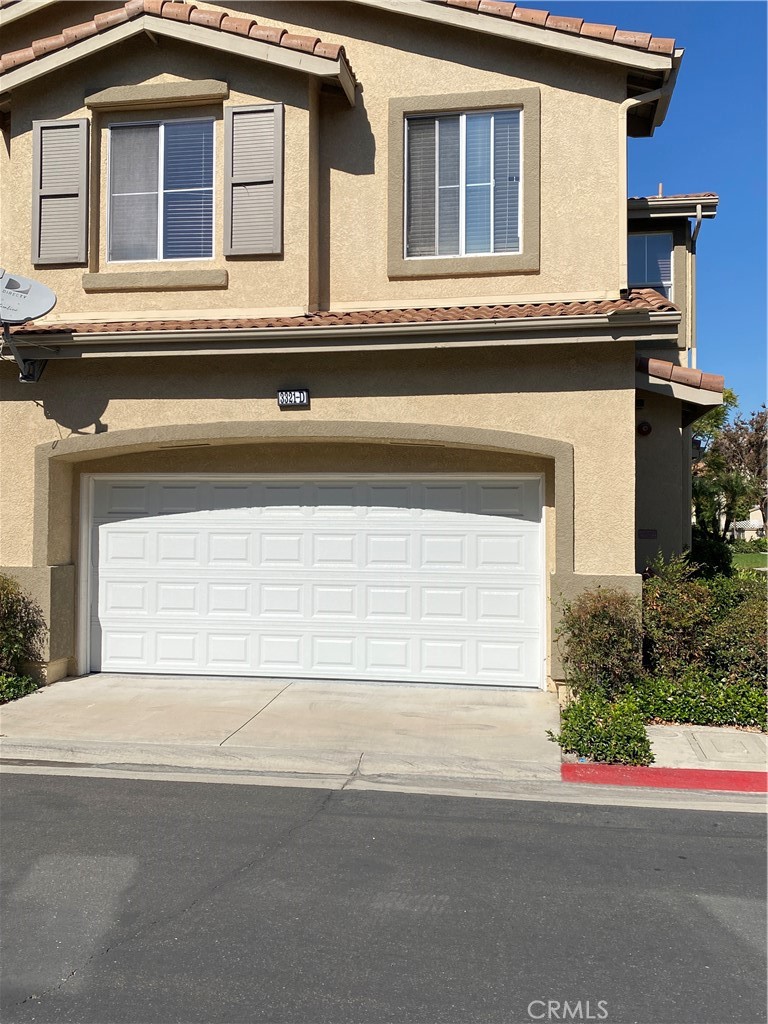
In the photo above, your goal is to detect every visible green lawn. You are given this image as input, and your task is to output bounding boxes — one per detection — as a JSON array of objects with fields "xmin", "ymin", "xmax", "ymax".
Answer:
[{"xmin": 733, "ymin": 552, "xmax": 768, "ymax": 569}]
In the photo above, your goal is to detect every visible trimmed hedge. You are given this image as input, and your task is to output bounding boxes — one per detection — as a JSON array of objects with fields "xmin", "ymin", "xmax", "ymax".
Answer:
[
  {"xmin": 548, "ymin": 692, "xmax": 654, "ymax": 766},
  {"xmin": 632, "ymin": 671, "xmax": 767, "ymax": 731}
]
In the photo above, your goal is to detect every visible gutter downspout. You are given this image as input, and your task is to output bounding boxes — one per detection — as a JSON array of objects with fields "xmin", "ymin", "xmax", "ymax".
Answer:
[
  {"xmin": 618, "ymin": 87, "xmax": 664, "ymax": 294},
  {"xmin": 688, "ymin": 202, "xmax": 702, "ymax": 368}
]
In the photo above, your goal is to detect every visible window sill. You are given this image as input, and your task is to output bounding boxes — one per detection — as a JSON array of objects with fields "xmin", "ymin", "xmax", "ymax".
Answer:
[
  {"xmin": 82, "ymin": 269, "xmax": 228, "ymax": 293},
  {"xmin": 388, "ymin": 251, "xmax": 539, "ymax": 279}
]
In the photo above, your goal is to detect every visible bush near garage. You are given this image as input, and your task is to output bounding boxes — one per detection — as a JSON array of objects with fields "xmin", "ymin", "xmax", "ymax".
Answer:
[
  {"xmin": 548, "ymin": 691, "xmax": 653, "ymax": 766},
  {"xmin": 0, "ymin": 672, "xmax": 41, "ymax": 705},
  {"xmin": 555, "ymin": 587, "xmax": 643, "ymax": 700},
  {"xmin": 632, "ymin": 670, "xmax": 766, "ymax": 731},
  {"xmin": 549, "ymin": 557, "xmax": 767, "ymax": 763},
  {"xmin": 0, "ymin": 573, "xmax": 47, "ymax": 703}
]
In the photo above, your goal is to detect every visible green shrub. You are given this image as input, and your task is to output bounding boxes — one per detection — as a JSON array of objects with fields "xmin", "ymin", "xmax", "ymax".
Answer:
[
  {"xmin": 548, "ymin": 692, "xmax": 654, "ymax": 766},
  {"xmin": 708, "ymin": 599, "xmax": 767, "ymax": 686},
  {"xmin": 633, "ymin": 671, "xmax": 766, "ymax": 731},
  {"xmin": 731, "ymin": 537, "xmax": 768, "ymax": 553},
  {"xmin": 690, "ymin": 526, "xmax": 733, "ymax": 578},
  {"xmin": 557, "ymin": 587, "xmax": 642, "ymax": 698},
  {"xmin": 703, "ymin": 571, "xmax": 766, "ymax": 620},
  {"xmin": 0, "ymin": 672, "xmax": 41, "ymax": 705},
  {"xmin": 0, "ymin": 574, "xmax": 47, "ymax": 676},
  {"xmin": 643, "ymin": 568, "xmax": 713, "ymax": 677}
]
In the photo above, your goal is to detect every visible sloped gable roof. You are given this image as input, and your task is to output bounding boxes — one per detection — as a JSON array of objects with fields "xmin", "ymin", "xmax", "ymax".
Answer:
[
  {"xmin": 428, "ymin": 0, "xmax": 676, "ymax": 56},
  {"xmin": 0, "ymin": 1, "xmax": 356, "ymax": 102}
]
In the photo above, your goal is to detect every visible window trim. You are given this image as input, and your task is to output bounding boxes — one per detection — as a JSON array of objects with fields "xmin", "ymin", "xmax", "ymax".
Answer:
[
  {"xmin": 403, "ymin": 107, "xmax": 523, "ymax": 260},
  {"xmin": 106, "ymin": 115, "xmax": 215, "ymax": 265},
  {"xmin": 628, "ymin": 230, "xmax": 674, "ymax": 300},
  {"xmin": 388, "ymin": 89, "xmax": 540, "ymax": 279}
]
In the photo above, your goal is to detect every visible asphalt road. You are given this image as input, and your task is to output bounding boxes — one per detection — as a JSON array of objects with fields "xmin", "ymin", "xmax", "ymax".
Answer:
[{"xmin": 1, "ymin": 774, "xmax": 765, "ymax": 1024}]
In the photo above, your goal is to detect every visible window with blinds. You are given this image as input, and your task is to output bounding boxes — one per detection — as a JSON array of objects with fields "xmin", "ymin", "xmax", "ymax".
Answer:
[
  {"xmin": 405, "ymin": 109, "xmax": 521, "ymax": 259},
  {"xmin": 108, "ymin": 119, "xmax": 213, "ymax": 262},
  {"xmin": 628, "ymin": 233, "xmax": 673, "ymax": 298}
]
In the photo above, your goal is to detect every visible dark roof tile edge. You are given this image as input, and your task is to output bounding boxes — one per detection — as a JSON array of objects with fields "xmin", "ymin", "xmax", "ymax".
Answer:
[
  {"xmin": 12, "ymin": 289, "xmax": 678, "ymax": 337},
  {"xmin": 1, "ymin": 0, "xmax": 355, "ymax": 80},
  {"xmin": 637, "ymin": 356, "xmax": 724, "ymax": 393},
  {"xmin": 434, "ymin": 0, "xmax": 675, "ymax": 54}
]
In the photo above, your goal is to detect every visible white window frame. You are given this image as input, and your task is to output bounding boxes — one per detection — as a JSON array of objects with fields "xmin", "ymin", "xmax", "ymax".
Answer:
[
  {"xmin": 403, "ymin": 107, "xmax": 523, "ymax": 261},
  {"xmin": 106, "ymin": 116, "xmax": 215, "ymax": 264},
  {"xmin": 628, "ymin": 230, "xmax": 674, "ymax": 300}
]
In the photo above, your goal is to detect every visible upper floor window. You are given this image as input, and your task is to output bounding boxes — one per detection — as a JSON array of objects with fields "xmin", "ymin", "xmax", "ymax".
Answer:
[
  {"xmin": 628, "ymin": 232, "xmax": 673, "ymax": 298},
  {"xmin": 108, "ymin": 118, "xmax": 214, "ymax": 262},
  {"xmin": 405, "ymin": 109, "xmax": 521, "ymax": 259}
]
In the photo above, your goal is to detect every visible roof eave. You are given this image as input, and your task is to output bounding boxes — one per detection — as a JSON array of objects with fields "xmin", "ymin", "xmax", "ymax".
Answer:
[
  {"xmin": 8, "ymin": 310, "xmax": 682, "ymax": 361},
  {"xmin": 628, "ymin": 196, "xmax": 719, "ymax": 221},
  {"xmin": 0, "ymin": 14, "xmax": 356, "ymax": 105},
  {"xmin": 0, "ymin": 0, "xmax": 59, "ymax": 28},
  {"xmin": 349, "ymin": 0, "xmax": 674, "ymax": 73}
]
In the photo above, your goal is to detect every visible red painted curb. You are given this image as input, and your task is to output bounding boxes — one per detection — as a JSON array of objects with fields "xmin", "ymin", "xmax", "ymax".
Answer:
[{"xmin": 561, "ymin": 762, "xmax": 768, "ymax": 793}]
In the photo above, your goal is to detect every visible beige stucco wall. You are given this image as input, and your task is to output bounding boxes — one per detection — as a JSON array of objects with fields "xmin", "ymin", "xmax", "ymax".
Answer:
[
  {"xmin": 2, "ymin": 0, "xmax": 628, "ymax": 322},
  {"xmin": 1, "ymin": 342, "xmax": 636, "ymax": 574}
]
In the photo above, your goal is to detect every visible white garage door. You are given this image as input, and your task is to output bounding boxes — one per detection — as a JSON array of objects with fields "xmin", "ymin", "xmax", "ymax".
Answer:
[{"xmin": 89, "ymin": 476, "xmax": 544, "ymax": 686}]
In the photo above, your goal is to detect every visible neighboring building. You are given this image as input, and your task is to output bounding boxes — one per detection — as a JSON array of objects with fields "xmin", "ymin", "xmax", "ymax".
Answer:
[
  {"xmin": 731, "ymin": 508, "xmax": 766, "ymax": 542},
  {"xmin": 0, "ymin": 0, "xmax": 724, "ymax": 689}
]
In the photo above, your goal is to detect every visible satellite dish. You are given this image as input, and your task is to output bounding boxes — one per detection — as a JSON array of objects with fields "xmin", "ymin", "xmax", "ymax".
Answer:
[{"xmin": 0, "ymin": 267, "xmax": 57, "ymax": 324}]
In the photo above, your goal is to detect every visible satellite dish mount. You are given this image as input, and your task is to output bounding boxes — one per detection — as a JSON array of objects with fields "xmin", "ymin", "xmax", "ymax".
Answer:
[{"xmin": 0, "ymin": 267, "xmax": 57, "ymax": 383}]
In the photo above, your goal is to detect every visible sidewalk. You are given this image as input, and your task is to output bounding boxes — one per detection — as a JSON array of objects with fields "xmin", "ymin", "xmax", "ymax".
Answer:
[
  {"xmin": 563, "ymin": 723, "xmax": 767, "ymax": 792},
  {"xmin": 1, "ymin": 675, "xmax": 765, "ymax": 803}
]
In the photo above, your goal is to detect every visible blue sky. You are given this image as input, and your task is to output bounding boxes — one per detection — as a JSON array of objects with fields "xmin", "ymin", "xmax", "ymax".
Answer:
[{"xmin": 516, "ymin": 1, "xmax": 767, "ymax": 416}]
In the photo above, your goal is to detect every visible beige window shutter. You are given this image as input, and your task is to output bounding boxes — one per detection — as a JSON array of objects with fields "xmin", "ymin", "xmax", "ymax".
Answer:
[
  {"xmin": 223, "ymin": 104, "xmax": 283, "ymax": 256},
  {"xmin": 31, "ymin": 119, "xmax": 89, "ymax": 265}
]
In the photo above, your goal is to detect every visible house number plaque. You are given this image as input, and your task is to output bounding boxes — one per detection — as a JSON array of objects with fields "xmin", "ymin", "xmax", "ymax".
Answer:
[{"xmin": 277, "ymin": 389, "xmax": 310, "ymax": 409}]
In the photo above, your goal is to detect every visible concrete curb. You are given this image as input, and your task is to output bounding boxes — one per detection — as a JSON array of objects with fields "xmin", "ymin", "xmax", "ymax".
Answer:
[{"xmin": 562, "ymin": 762, "xmax": 768, "ymax": 793}]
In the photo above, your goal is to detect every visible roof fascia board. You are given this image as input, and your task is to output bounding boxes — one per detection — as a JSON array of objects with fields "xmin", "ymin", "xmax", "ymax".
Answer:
[
  {"xmin": 350, "ymin": 0, "xmax": 671, "ymax": 72},
  {"xmin": 628, "ymin": 199, "xmax": 718, "ymax": 220},
  {"xmin": 0, "ymin": 14, "xmax": 352, "ymax": 102},
  {"xmin": 0, "ymin": 0, "xmax": 58, "ymax": 28},
  {"xmin": 13, "ymin": 328, "xmax": 678, "ymax": 360},
  {"xmin": 636, "ymin": 373, "xmax": 722, "ymax": 407},
  {"xmin": 11, "ymin": 311, "xmax": 681, "ymax": 356},
  {"xmin": 0, "ymin": 17, "xmax": 142, "ymax": 93}
]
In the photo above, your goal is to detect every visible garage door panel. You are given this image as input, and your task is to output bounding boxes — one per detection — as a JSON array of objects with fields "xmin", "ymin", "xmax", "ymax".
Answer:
[{"xmin": 92, "ymin": 477, "xmax": 544, "ymax": 686}]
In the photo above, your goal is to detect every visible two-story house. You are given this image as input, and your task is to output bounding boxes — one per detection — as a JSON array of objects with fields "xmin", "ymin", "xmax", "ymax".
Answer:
[{"xmin": 0, "ymin": 0, "xmax": 723, "ymax": 690}]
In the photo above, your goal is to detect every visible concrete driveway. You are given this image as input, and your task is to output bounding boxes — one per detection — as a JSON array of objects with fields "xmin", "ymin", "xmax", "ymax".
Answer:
[{"xmin": 0, "ymin": 674, "xmax": 561, "ymax": 787}]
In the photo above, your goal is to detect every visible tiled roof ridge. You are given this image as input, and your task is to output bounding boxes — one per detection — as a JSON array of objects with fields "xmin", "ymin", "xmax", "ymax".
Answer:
[
  {"xmin": 1, "ymin": 0, "xmax": 353, "ymax": 75},
  {"xmin": 637, "ymin": 356, "xmax": 724, "ymax": 394},
  {"xmin": 426, "ymin": 0, "xmax": 676, "ymax": 56},
  {"xmin": 12, "ymin": 289, "xmax": 678, "ymax": 337}
]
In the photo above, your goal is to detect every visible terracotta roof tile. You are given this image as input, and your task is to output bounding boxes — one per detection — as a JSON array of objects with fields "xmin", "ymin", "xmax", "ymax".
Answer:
[
  {"xmin": 629, "ymin": 192, "xmax": 719, "ymax": 201},
  {"xmin": 430, "ymin": 0, "xmax": 676, "ymax": 55},
  {"xmin": 12, "ymin": 290, "xmax": 678, "ymax": 338},
  {"xmin": 637, "ymin": 356, "xmax": 724, "ymax": 394},
  {"xmin": 0, "ymin": 0, "xmax": 356, "ymax": 82}
]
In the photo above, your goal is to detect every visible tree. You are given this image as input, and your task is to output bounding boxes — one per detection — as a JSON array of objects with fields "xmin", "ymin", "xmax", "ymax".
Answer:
[
  {"xmin": 692, "ymin": 388, "xmax": 738, "ymax": 453},
  {"xmin": 710, "ymin": 406, "xmax": 767, "ymax": 525},
  {"xmin": 691, "ymin": 394, "xmax": 765, "ymax": 542}
]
